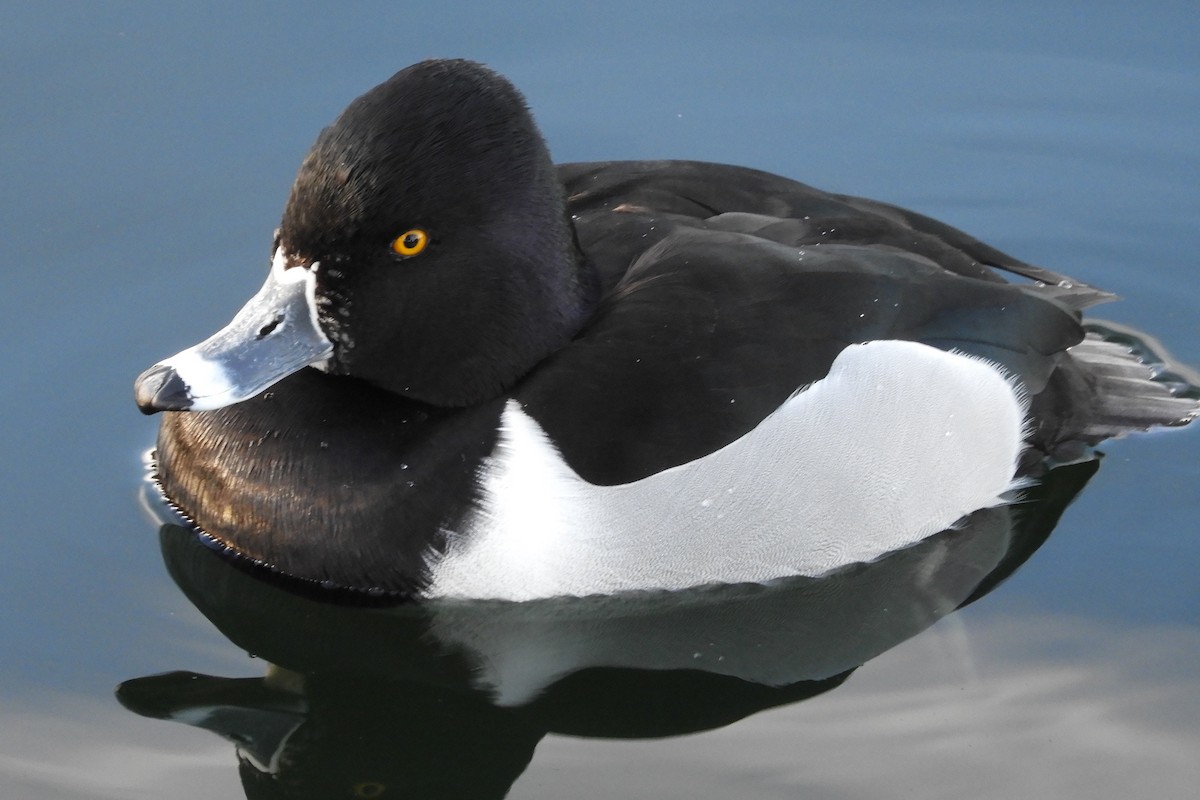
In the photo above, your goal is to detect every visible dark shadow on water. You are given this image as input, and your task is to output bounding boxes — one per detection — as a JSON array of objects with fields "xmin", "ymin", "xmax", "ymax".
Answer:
[{"xmin": 117, "ymin": 459, "xmax": 1096, "ymax": 800}]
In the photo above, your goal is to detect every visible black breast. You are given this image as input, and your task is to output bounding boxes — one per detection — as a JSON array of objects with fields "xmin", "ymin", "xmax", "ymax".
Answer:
[{"xmin": 155, "ymin": 368, "xmax": 505, "ymax": 595}]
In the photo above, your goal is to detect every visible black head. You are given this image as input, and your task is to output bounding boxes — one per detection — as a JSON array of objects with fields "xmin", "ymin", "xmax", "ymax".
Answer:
[
  {"xmin": 279, "ymin": 59, "xmax": 595, "ymax": 406},
  {"xmin": 135, "ymin": 60, "xmax": 596, "ymax": 414}
]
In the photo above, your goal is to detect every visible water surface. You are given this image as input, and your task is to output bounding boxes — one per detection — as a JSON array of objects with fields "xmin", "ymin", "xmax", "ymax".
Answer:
[{"xmin": 2, "ymin": 2, "xmax": 1197, "ymax": 797}]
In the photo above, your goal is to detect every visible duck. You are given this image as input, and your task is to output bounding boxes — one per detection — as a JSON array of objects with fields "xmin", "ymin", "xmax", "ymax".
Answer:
[{"xmin": 134, "ymin": 58, "xmax": 1198, "ymax": 602}]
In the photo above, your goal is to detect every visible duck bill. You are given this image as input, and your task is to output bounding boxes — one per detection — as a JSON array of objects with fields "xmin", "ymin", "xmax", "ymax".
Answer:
[{"xmin": 134, "ymin": 251, "xmax": 333, "ymax": 415}]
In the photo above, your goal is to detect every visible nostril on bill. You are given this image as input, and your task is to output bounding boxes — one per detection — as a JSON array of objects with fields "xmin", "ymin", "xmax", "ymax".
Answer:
[{"xmin": 257, "ymin": 315, "xmax": 284, "ymax": 339}]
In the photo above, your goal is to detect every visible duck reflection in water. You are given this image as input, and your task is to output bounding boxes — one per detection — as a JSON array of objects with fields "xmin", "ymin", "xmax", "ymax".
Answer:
[{"xmin": 120, "ymin": 460, "xmax": 1096, "ymax": 799}]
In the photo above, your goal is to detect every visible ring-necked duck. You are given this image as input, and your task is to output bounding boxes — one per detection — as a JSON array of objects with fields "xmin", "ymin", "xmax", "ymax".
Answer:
[{"xmin": 134, "ymin": 59, "xmax": 1197, "ymax": 601}]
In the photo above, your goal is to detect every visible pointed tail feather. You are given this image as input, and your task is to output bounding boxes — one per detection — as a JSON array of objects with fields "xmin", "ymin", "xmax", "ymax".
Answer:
[{"xmin": 1071, "ymin": 320, "xmax": 1199, "ymax": 440}]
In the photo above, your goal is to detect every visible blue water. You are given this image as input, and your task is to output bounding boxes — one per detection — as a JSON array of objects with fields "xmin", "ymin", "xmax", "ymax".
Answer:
[{"xmin": 2, "ymin": 2, "xmax": 1197, "ymax": 797}]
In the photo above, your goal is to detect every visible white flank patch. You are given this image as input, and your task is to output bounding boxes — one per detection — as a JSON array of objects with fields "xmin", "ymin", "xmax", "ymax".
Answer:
[{"xmin": 429, "ymin": 340, "xmax": 1028, "ymax": 601}]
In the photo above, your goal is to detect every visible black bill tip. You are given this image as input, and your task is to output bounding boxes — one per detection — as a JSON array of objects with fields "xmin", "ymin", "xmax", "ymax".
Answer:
[{"xmin": 134, "ymin": 364, "xmax": 192, "ymax": 415}]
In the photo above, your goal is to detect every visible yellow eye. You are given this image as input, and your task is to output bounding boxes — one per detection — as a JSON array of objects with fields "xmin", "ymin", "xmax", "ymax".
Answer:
[{"xmin": 391, "ymin": 228, "xmax": 429, "ymax": 257}]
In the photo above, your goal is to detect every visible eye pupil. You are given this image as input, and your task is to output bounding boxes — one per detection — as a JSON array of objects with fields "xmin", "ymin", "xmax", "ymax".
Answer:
[{"xmin": 403, "ymin": 233, "xmax": 420, "ymax": 248}]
